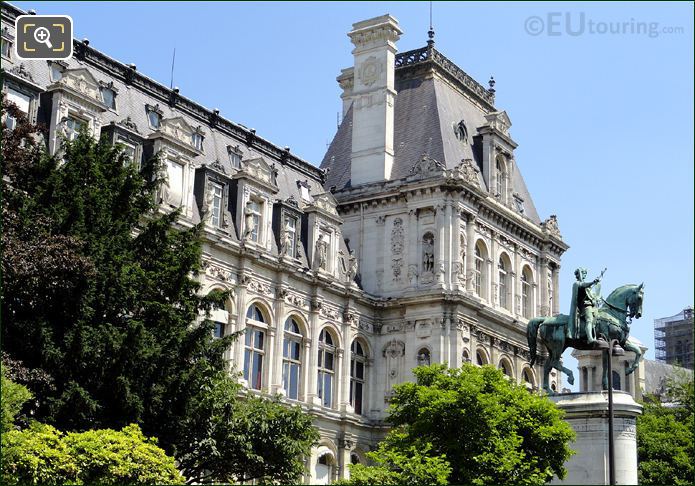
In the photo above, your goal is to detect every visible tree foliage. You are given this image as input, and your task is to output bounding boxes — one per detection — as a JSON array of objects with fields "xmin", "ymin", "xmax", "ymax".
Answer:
[
  {"xmin": 337, "ymin": 431, "xmax": 451, "ymax": 486},
  {"xmin": 637, "ymin": 372, "xmax": 694, "ymax": 485},
  {"xmin": 1, "ymin": 365, "xmax": 32, "ymax": 433},
  {"xmin": 344, "ymin": 364, "xmax": 575, "ymax": 486},
  {"xmin": 1, "ymin": 99, "xmax": 318, "ymax": 483},
  {"xmin": 1, "ymin": 422, "xmax": 183, "ymax": 485}
]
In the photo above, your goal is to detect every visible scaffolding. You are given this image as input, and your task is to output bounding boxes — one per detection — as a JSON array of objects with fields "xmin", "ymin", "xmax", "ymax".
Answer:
[{"xmin": 654, "ymin": 307, "xmax": 694, "ymax": 369}]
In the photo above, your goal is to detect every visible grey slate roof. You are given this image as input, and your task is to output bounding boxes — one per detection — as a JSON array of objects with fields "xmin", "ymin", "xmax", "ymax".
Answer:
[{"xmin": 320, "ymin": 49, "xmax": 542, "ymax": 224}]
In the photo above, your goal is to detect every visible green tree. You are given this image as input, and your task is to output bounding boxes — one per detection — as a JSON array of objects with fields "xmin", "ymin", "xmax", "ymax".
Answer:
[
  {"xmin": 177, "ymin": 370, "xmax": 319, "ymax": 484},
  {"xmin": 637, "ymin": 372, "xmax": 694, "ymax": 485},
  {"xmin": 349, "ymin": 364, "xmax": 574, "ymax": 486},
  {"xmin": 1, "ymin": 365, "xmax": 32, "ymax": 433},
  {"xmin": 1, "ymin": 99, "xmax": 319, "ymax": 483},
  {"xmin": 1, "ymin": 422, "xmax": 183, "ymax": 485},
  {"xmin": 337, "ymin": 431, "xmax": 451, "ymax": 486},
  {"xmin": 2, "ymin": 99, "xmax": 231, "ymax": 435}
]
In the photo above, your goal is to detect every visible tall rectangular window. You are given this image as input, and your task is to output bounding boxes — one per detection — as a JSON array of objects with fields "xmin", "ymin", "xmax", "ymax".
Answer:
[
  {"xmin": 474, "ymin": 247, "xmax": 483, "ymax": 297},
  {"xmin": 166, "ymin": 159, "xmax": 184, "ymax": 206},
  {"xmin": 249, "ymin": 200, "xmax": 262, "ymax": 243},
  {"xmin": 191, "ymin": 132, "xmax": 203, "ymax": 151},
  {"xmin": 243, "ymin": 327, "xmax": 265, "ymax": 390},
  {"xmin": 65, "ymin": 116, "xmax": 86, "ymax": 141},
  {"xmin": 1, "ymin": 38, "xmax": 11, "ymax": 59},
  {"xmin": 210, "ymin": 183, "xmax": 223, "ymax": 227},
  {"xmin": 282, "ymin": 318, "xmax": 302, "ymax": 400},
  {"xmin": 116, "ymin": 136, "xmax": 137, "ymax": 166},
  {"xmin": 4, "ymin": 88, "xmax": 31, "ymax": 129},
  {"xmin": 284, "ymin": 216, "xmax": 297, "ymax": 257}
]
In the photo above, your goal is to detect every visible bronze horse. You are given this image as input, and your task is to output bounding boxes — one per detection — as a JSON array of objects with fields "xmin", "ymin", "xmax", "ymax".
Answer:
[{"xmin": 527, "ymin": 283, "xmax": 644, "ymax": 394}]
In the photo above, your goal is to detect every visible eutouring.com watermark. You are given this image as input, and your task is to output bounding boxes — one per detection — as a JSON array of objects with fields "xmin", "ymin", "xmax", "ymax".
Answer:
[{"xmin": 525, "ymin": 12, "xmax": 684, "ymax": 38}]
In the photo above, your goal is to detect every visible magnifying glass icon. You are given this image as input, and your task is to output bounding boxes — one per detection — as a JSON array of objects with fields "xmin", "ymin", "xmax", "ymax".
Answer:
[{"xmin": 33, "ymin": 27, "xmax": 53, "ymax": 49}]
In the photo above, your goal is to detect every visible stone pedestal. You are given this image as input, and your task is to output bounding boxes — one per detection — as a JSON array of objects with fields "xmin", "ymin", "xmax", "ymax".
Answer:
[{"xmin": 550, "ymin": 391, "xmax": 642, "ymax": 485}]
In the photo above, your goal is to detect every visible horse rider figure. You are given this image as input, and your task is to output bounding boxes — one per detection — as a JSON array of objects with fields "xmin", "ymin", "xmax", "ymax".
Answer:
[{"xmin": 568, "ymin": 267, "xmax": 606, "ymax": 346}]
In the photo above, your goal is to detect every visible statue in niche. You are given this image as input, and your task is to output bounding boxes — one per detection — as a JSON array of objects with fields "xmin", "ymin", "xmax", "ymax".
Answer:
[
  {"xmin": 417, "ymin": 349, "xmax": 431, "ymax": 366},
  {"xmin": 158, "ymin": 163, "xmax": 170, "ymax": 205},
  {"xmin": 279, "ymin": 221, "xmax": 293, "ymax": 257},
  {"xmin": 203, "ymin": 183, "xmax": 214, "ymax": 223},
  {"xmin": 242, "ymin": 200, "xmax": 256, "ymax": 241},
  {"xmin": 422, "ymin": 233, "xmax": 434, "ymax": 274},
  {"xmin": 314, "ymin": 233, "xmax": 328, "ymax": 270},
  {"xmin": 347, "ymin": 249, "xmax": 358, "ymax": 282}
]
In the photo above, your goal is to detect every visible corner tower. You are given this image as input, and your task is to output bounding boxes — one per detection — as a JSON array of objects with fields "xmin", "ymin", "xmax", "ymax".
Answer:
[{"xmin": 347, "ymin": 15, "xmax": 402, "ymax": 186}]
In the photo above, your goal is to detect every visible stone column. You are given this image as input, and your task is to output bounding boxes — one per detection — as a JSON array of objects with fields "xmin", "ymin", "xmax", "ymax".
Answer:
[
  {"xmin": 552, "ymin": 264, "xmax": 561, "ymax": 315},
  {"xmin": 550, "ymin": 392, "xmax": 642, "ymax": 485},
  {"xmin": 335, "ymin": 348, "xmax": 344, "ymax": 410},
  {"xmin": 341, "ymin": 322, "xmax": 353, "ymax": 412},
  {"xmin": 443, "ymin": 202, "xmax": 453, "ymax": 289},
  {"xmin": 265, "ymin": 326, "xmax": 276, "ymax": 393},
  {"xmin": 489, "ymin": 231, "xmax": 497, "ymax": 305},
  {"xmin": 235, "ymin": 282, "xmax": 248, "ymax": 385},
  {"xmin": 407, "ymin": 209, "xmax": 418, "ymax": 289},
  {"xmin": 452, "ymin": 208, "xmax": 462, "ymax": 291},
  {"xmin": 465, "ymin": 215, "xmax": 476, "ymax": 293},
  {"xmin": 513, "ymin": 244, "xmax": 521, "ymax": 316},
  {"xmin": 308, "ymin": 304, "xmax": 321, "ymax": 405},
  {"xmin": 540, "ymin": 254, "xmax": 549, "ymax": 316},
  {"xmin": 435, "ymin": 204, "xmax": 446, "ymax": 286},
  {"xmin": 272, "ymin": 295, "xmax": 286, "ymax": 394},
  {"xmin": 301, "ymin": 340, "xmax": 311, "ymax": 402}
]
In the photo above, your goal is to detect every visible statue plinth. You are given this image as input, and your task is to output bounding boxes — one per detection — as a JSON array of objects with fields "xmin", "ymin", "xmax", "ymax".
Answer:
[{"xmin": 550, "ymin": 391, "xmax": 642, "ymax": 485}]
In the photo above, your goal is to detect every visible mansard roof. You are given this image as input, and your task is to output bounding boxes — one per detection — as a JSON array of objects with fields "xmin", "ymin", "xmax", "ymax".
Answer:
[{"xmin": 321, "ymin": 44, "xmax": 542, "ymax": 225}]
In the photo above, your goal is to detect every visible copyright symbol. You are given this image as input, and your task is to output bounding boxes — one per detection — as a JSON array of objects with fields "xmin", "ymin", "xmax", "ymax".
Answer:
[{"xmin": 525, "ymin": 16, "xmax": 544, "ymax": 36}]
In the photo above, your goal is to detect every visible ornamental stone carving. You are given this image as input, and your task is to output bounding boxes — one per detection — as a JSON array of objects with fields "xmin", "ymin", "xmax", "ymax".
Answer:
[
  {"xmin": 392, "ymin": 257, "xmax": 403, "ymax": 283},
  {"xmin": 391, "ymin": 218, "xmax": 404, "ymax": 254},
  {"xmin": 542, "ymin": 214, "xmax": 562, "ymax": 239},
  {"xmin": 383, "ymin": 340, "xmax": 405, "ymax": 359},
  {"xmin": 410, "ymin": 154, "xmax": 445, "ymax": 178},
  {"xmin": 247, "ymin": 279, "xmax": 273, "ymax": 297},
  {"xmin": 202, "ymin": 260, "xmax": 233, "ymax": 283},
  {"xmin": 407, "ymin": 264, "xmax": 418, "ymax": 286}
]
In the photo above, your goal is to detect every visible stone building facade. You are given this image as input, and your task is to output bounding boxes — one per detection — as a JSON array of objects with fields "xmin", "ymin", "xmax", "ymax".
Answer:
[{"xmin": 2, "ymin": 5, "xmax": 567, "ymax": 483}]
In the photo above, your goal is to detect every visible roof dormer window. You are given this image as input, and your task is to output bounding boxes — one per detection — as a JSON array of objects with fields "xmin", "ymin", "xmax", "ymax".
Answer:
[
  {"xmin": 146, "ymin": 104, "xmax": 163, "ymax": 129},
  {"xmin": 192, "ymin": 132, "xmax": 203, "ymax": 151}
]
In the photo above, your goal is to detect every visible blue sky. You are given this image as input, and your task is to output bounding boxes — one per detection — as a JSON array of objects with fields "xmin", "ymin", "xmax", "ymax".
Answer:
[{"xmin": 15, "ymin": 1, "xmax": 693, "ymax": 388}]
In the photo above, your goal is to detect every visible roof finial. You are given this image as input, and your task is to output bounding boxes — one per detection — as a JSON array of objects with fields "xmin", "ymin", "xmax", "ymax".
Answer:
[
  {"xmin": 488, "ymin": 76, "xmax": 496, "ymax": 95},
  {"xmin": 427, "ymin": 0, "xmax": 435, "ymax": 47}
]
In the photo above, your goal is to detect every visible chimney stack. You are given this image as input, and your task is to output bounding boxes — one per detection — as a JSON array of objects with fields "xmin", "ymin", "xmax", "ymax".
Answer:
[{"xmin": 347, "ymin": 15, "xmax": 402, "ymax": 186}]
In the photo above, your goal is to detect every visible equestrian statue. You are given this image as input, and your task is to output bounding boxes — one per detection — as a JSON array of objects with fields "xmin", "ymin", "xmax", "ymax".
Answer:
[{"xmin": 527, "ymin": 267, "xmax": 645, "ymax": 394}]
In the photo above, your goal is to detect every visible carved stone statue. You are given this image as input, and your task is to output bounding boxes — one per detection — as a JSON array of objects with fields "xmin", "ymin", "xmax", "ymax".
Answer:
[
  {"xmin": 279, "ymin": 221, "xmax": 293, "ymax": 257},
  {"xmin": 407, "ymin": 264, "xmax": 418, "ymax": 287},
  {"xmin": 527, "ymin": 266, "xmax": 645, "ymax": 394},
  {"xmin": 203, "ymin": 183, "xmax": 214, "ymax": 222},
  {"xmin": 314, "ymin": 234, "xmax": 328, "ymax": 270},
  {"xmin": 158, "ymin": 163, "xmax": 170, "ymax": 205},
  {"xmin": 242, "ymin": 200, "xmax": 256, "ymax": 241},
  {"xmin": 346, "ymin": 249, "xmax": 358, "ymax": 283},
  {"xmin": 422, "ymin": 233, "xmax": 434, "ymax": 274}
]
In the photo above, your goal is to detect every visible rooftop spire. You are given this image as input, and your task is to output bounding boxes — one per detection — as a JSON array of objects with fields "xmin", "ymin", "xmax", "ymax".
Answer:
[{"xmin": 427, "ymin": 0, "xmax": 435, "ymax": 47}]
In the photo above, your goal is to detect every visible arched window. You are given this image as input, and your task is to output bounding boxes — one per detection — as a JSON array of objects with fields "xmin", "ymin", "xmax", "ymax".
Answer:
[
  {"xmin": 416, "ymin": 348, "xmax": 431, "ymax": 367},
  {"xmin": 244, "ymin": 304, "xmax": 267, "ymax": 390},
  {"xmin": 317, "ymin": 329, "xmax": 336, "ymax": 408},
  {"xmin": 498, "ymin": 255, "xmax": 510, "ymax": 310},
  {"xmin": 282, "ymin": 317, "xmax": 303, "ymax": 400},
  {"xmin": 521, "ymin": 267, "xmax": 533, "ymax": 319},
  {"xmin": 523, "ymin": 368, "xmax": 535, "ymax": 389},
  {"xmin": 210, "ymin": 299, "xmax": 229, "ymax": 339},
  {"xmin": 350, "ymin": 340, "xmax": 367, "ymax": 415},
  {"xmin": 474, "ymin": 242, "xmax": 487, "ymax": 298},
  {"xmin": 499, "ymin": 358, "xmax": 512, "ymax": 378},
  {"xmin": 612, "ymin": 370, "xmax": 621, "ymax": 391},
  {"xmin": 316, "ymin": 453, "xmax": 334, "ymax": 485},
  {"xmin": 246, "ymin": 303, "xmax": 266, "ymax": 323},
  {"xmin": 476, "ymin": 349, "xmax": 488, "ymax": 366},
  {"xmin": 350, "ymin": 453, "xmax": 361, "ymax": 465}
]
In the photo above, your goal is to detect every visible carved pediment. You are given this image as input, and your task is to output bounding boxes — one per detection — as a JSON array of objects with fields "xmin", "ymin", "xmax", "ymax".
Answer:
[
  {"xmin": 52, "ymin": 68, "xmax": 104, "ymax": 107},
  {"xmin": 160, "ymin": 116, "xmax": 197, "ymax": 147},
  {"xmin": 542, "ymin": 214, "xmax": 562, "ymax": 240},
  {"xmin": 409, "ymin": 154, "xmax": 445, "ymax": 179},
  {"xmin": 484, "ymin": 111, "xmax": 512, "ymax": 136},
  {"xmin": 238, "ymin": 157, "xmax": 278, "ymax": 191},
  {"xmin": 308, "ymin": 192, "xmax": 339, "ymax": 216}
]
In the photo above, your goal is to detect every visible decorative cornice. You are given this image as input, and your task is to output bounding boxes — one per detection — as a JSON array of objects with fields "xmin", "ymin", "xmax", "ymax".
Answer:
[{"xmin": 395, "ymin": 46, "xmax": 495, "ymax": 111}]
